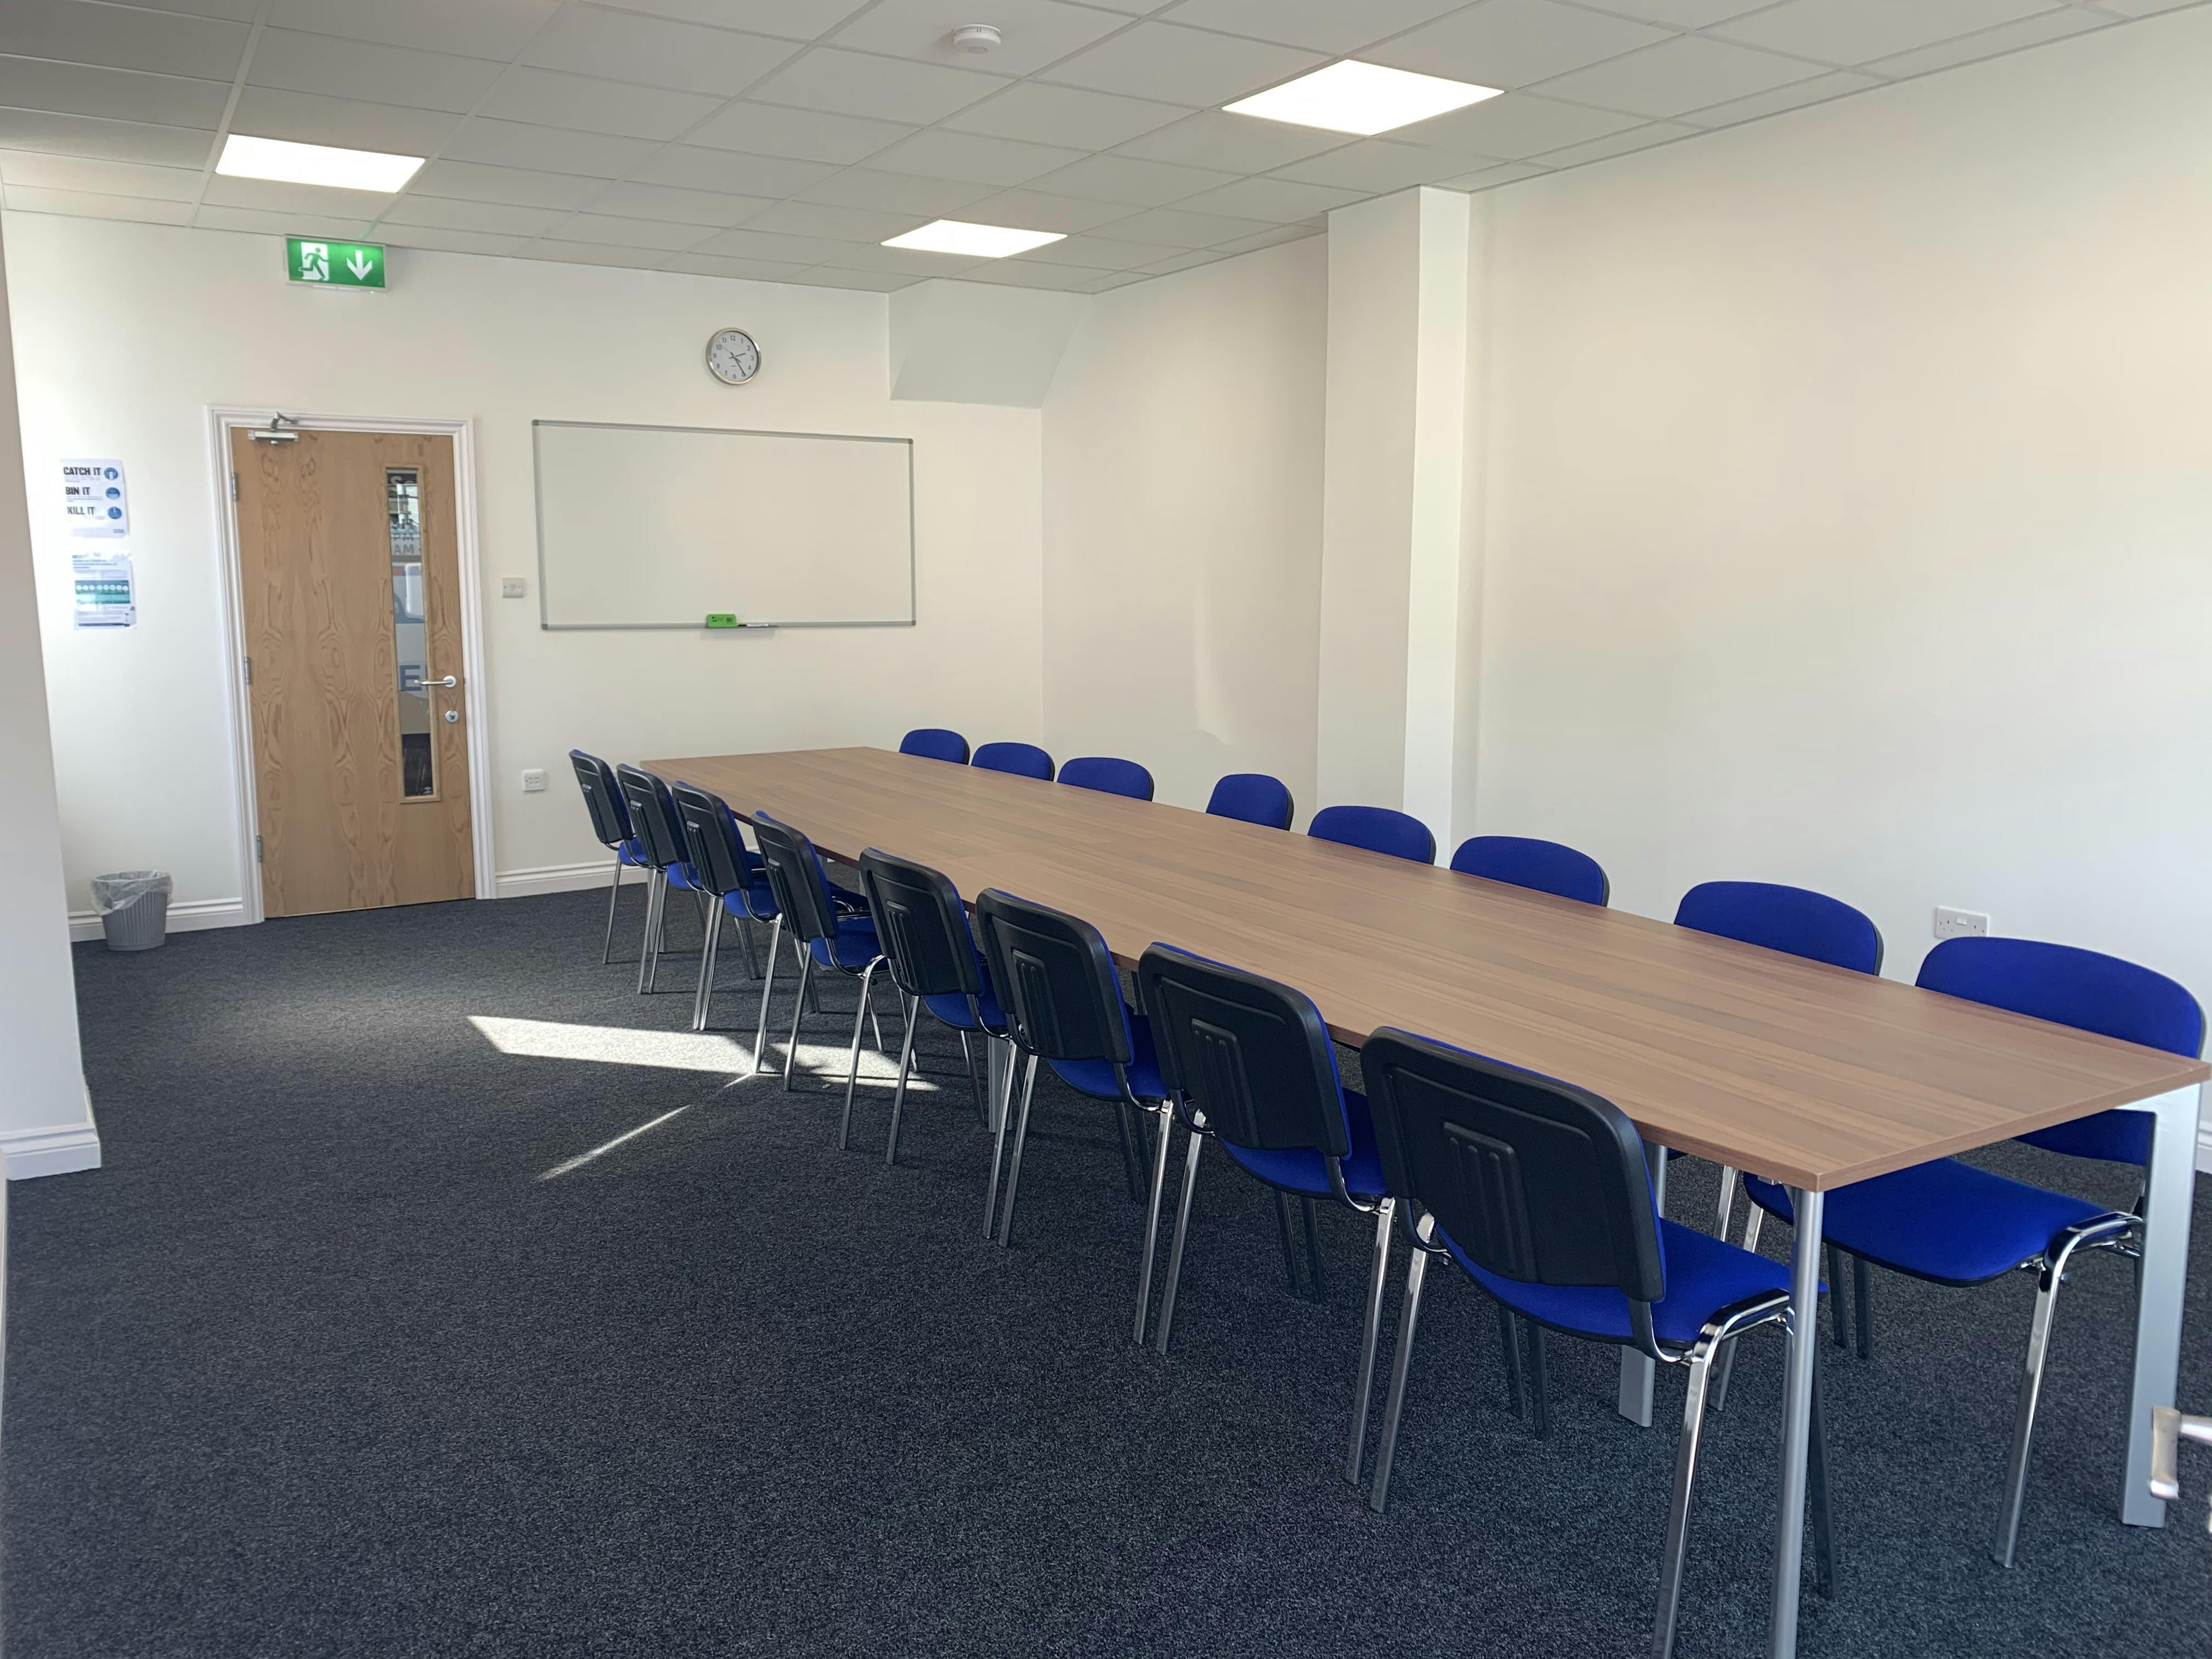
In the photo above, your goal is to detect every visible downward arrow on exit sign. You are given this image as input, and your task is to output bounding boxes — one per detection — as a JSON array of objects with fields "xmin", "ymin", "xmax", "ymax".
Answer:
[{"xmin": 285, "ymin": 236, "xmax": 386, "ymax": 290}]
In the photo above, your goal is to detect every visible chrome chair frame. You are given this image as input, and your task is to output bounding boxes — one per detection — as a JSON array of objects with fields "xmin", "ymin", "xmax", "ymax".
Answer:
[{"xmin": 751, "ymin": 815, "xmax": 896, "ymax": 1121}]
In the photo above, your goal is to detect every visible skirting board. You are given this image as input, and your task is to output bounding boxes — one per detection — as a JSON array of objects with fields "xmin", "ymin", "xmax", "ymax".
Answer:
[
  {"xmin": 68, "ymin": 895, "xmax": 247, "ymax": 945},
  {"xmin": 3, "ymin": 1092, "xmax": 102, "ymax": 1180},
  {"xmin": 495, "ymin": 860, "xmax": 623, "ymax": 900}
]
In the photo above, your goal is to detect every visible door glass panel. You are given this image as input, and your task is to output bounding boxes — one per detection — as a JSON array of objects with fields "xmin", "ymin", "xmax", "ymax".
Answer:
[{"xmin": 387, "ymin": 469, "xmax": 433, "ymax": 799}]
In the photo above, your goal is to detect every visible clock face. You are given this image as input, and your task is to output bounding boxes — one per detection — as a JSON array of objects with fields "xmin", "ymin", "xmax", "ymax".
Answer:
[{"xmin": 706, "ymin": 328, "xmax": 760, "ymax": 385}]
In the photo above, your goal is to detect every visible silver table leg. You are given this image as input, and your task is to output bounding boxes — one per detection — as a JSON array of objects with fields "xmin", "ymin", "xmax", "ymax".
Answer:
[
  {"xmin": 1618, "ymin": 1139, "xmax": 1668, "ymax": 1426},
  {"xmin": 1767, "ymin": 1186, "xmax": 1825, "ymax": 1659},
  {"xmin": 2123, "ymin": 1083, "xmax": 2203, "ymax": 1526}
]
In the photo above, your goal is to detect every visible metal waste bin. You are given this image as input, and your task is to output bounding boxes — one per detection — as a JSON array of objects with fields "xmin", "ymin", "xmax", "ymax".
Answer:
[{"xmin": 91, "ymin": 870, "xmax": 172, "ymax": 951}]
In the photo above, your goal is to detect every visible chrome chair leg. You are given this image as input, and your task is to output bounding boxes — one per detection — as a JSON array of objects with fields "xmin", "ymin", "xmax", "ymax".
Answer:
[
  {"xmin": 1527, "ymin": 1321, "xmax": 1551, "ymax": 1440},
  {"xmin": 958, "ymin": 1030, "xmax": 988, "ymax": 1128},
  {"xmin": 1345, "ymin": 1196, "xmax": 1397, "ymax": 1485},
  {"xmin": 635, "ymin": 870, "xmax": 665, "ymax": 995},
  {"xmin": 838, "ymin": 957, "xmax": 884, "ymax": 1149},
  {"xmin": 1499, "ymin": 1307, "xmax": 1528, "ymax": 1417},
  {"xmin": 867, "ymin": 994, "xmax": 886, "ymax": 1056},
  {"xmin": 737, "ymin": 915, "xmax": 761, "ymax": 980},
  {"xmin": 1132, "ymin": 1105, "xmax": 1174, "ymax": 1346},
  {"xmin": 1827, "ymin": 1244, "xmax": 1852, "ymax": 1351},
  {"xmin": 1301, "ymin": 1196, "xmax": 1327, "ymax": 1299},
  {"xmin": 1710, "ymin": 1206, "xmax": 1769, "ymax": 1413},
  {"xmin": 997, "ymin": 1055, "xmax": 1041, "ymax": 1249},
  {"xmin": 884, "ymin": 994, "xmax": 920, "ymax": 1166},
  {"xmin": 1153, "ymin": 1128, "xmax": 1206, "ymax": 1354},
  {"xmin": 1369, "ymin": 1211, "xmax": 1437, "ymax": 1514},
  {"xmin": 1994, "ymin": 1223, "xmax": 2113, "ymax": 1566},
  {"xmin": 1715, "ymin": 1165, "xmax": 1739, "ymax": 1239},
  {"xmin": 1113, "ymin": 1101, "xmax": 1144, "ymax": 1203},
  {"xmin": 795, "ymin": 934, "xmax": 821, "ymax": 1014},
  {"xmin": 748, "ymin": 916, "xmax": 782, "ymax": 1079},
  {"xmin": 601, "ymin": 859, "xmax": 626, "ymax": 964},
  {"xmin": 1809, "ymin": 1354, "xmax": 1838, "ymax": 1599},
  {"xmin": 1652, "ymin": 1340, "xmax": 1720, "ymax": 1659},
  {"xmin": 1853, "ymin": 1255, "xmax": 1874, "ymax": 1361},
  {"xmin": 782, "ymin": 952, "xmax": 815, "ymax": 1092},
  {"xmin": 692, "ymin": 905, "xmax": 721, "ymax": 1031},
  {"xmin": 984, "ymin": 1045, "xmax": 1021, "ymax": 1239},
  {"xmin": 1272, "ymin": 1192, "xmax": 1301, "ymax": 1293}
]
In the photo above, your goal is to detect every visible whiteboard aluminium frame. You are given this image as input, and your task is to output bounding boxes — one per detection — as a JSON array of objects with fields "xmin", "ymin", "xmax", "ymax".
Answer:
[{"xmin": 529, "ymin": 418, "xmax": 918, "ymax": 631}]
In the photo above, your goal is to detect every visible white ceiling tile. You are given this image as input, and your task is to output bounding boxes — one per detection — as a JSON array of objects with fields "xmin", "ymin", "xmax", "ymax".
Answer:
[
  {"xmin": 266, "ymin": 0, "xmax": 558, "ymax": 60},
  {"xmin": 0, "ymin": 0, "xmax": 247, "ymax": 81},
  {"xmin": 1389, "ymin": 89, "xmax": 1646, "ymax": 156},
  {"xmin": 1109, "ymin": 110, "xmax": 1347, "ymax": 172},
  {"xmin": 632, "ymin": 144, "xmax": 841, "ymax": 194},
  {"xmin": 741, "ymin": 199, "xmax": 928, "ymax": 240},
  {"xmin": 1158, "ymin": 0, "xmax": 1471, "ymax": 53},
  {"xmin": 1714, "ymin": 0, "xmax": 2063, "ymax": 66},
  {"xmin": 821, "ymin": 240, "xmax": 981, "ymax": 273},
  {"xmin": 229, "ymin": 87, "xmax": 463, "ymax": 154},
  {"xmin": 584, "ymin": 179, "xmax": 777, "ymax": 225},
  {"xmin": 1365, "ymin": 0, "xmax": 1673, "ymax": 89},
  {"xmin": 245, "ymin": 29, "xmax": 506, "ymax": 114},
  {"xmin": 747, "ymin": 47, "xmax": 1008, "ymax": 123},
  {"xmin": 802, "ymin": 267, "xmax": 924, "ymax": 290},
  {"xmin": 1671, "ymin": 67, "xmax": 1877, "ymax": 127},
  {"xmin": 520, "ymin": 239, "xmax": 670, "ymax": 268},
  {"xmin": 1572, "ymin": 0, "xmax": 1768, "ymax": 23},
  {"xmin": 1078, "ymin": 269, "xmax": 1148, "ymax": 290},
  {"xmin": 194, "ymin": 204, "xmax": 373, "ymax": 236},
  {"xmin": 952, "ymin": 260, "xmax": 1112, "ymax": 289},
  {"xmin": 1209, "ymin": 222, "xmax": 1322, "ymax": 253},
  {"xmin": 691, "ymin": 226, "xmax": 859, "ymax": 261},
  {"xmin": 1041, "ymin": 23, "xmax": 1324, "ymax": 105},
  {"xmin": 1074, "ymin": 0, "xmax": 1182, "ymax": 13},
  {"xmin": 1434, "ymin": 158, "xmax": 1549, "ymax": 188},
  {"xmin": 2095, "ymin": 0, "xmax": 2203, "ymax": 13},
  {"xmin": 522, "ymin": 9, "xmax": 799, "ymax": 95},
  {"xmin": 592, "ymin": 0, "xmax": 876, "ymax": 41},
  {"xmin": 441, "ymin": 119, "xmax": 661, "ymax": 177},
  {"xmin": 1864, "ymin": 8, "xmax": 2105, "ymax": 78},
  {"xmin": 381, "ymin": 224, "xmax": 529, "ymax": 256},
  {"xmin": 121, "ymin": 0, "xmax": 258, "ymax": 19},
  {"xmin": 4, "ymin": 183, "xmax": 193, "ymax": 223},
  {"xmin": 685, "ymin": 99, "xmax": 913, "ymax": 162},
  {"xmin": 1532, "ymin": 36, "xmax": 1826, "ymax": 119},
  {"xmin": 379, "ymin": 193, "xmax": 571, "ymax": 236},
  {"xmin": 1019, "ymin": 232, "xmax": 1188, "ymax": 268},
  {"xmin": 830, "ymin": 0, "xmax": 1128, "ymax": 75},
  {"xmin": 1269, "ymin": 137, "xmax": 1497, "ymax": 191},
  {"xmin": 1026, "ymin": 153, "xmax": 1237, "ymax": 206},
  {"xmin": 202, "ymin": 174, "xmax": 399, "ymax": 217},
  {"xmin": 796, "ymin": 167, "xmax": 995, "ymax": 213},
  {"xmin": 407, "ymin": 159, "xmax": 606, "ymax": 210},
  {"xmin": 1533, "ymin": 118, "xmax": 1697, "ymax": 166},
  {"xmin": 1137, "ymin": 248, "xmax": 1224, "ymax": 273},
  {"xmin": 1086, "ymin": 204, "xmax": 1273, "ymax": 245},
  {"xmin": 0, "ymin": 150, "xmax": 202, "ymax": 200},
  {"xmin": 1172, "ymin": 174, "xmax": 1364, "ymax": 221},
  {"xmin": 955, "ymin": 187, "xmax": 1138, "ymax": 232},
  {"xmin": 868, "ymin": 128, "xmax": 1088, "ymax": 186},
  {"xmin": 552, "ymin": 211, "xmax": 717, "ymax": 249},
  {"xmin": 0, "ymin": 109, "xmax": 214, "ymax": 166},
  {"xmin": 659, "ymin": 251, "xmax": 816, "ymax": 279},
  {"xmin": 477, "ymin": 67, "xmax": 722, "ymax": 139},
  {"xmin": 942, "ymin": 82, "xmax": 1189, "ymax": 149},
  {"xmin": 0, "ymin": 56, "xmax": 230, "ymax": 127}
]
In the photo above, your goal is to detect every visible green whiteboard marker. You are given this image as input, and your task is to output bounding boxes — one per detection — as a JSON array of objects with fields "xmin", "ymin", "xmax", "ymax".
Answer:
[{"xmin": 704, "ymin": 613, "xmax": 740, "ymax": 629}]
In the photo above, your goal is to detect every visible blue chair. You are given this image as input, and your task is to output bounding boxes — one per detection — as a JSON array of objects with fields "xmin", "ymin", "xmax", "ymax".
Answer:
[
  {"xmin": 899, "ymin": 727, "xmax": 969, "ymax": 764},
  {"xmin": 1059, "ymin": 755, "xmax": 1154, "ymax": 801},
  {"xmin": 973, "ymin": 889, "xmax": 1156, "ymax": 1250},
  {"xmin": 751, "ymin": 812, "xmax": 895, "ymax": 1131},
  {"xmin": 972, "ymin": 741, "xmax": 1055, "ymax": 781},
  {"xmin": 1361, "ymin": 1028, "xmax": 1833, "ymax": 1658},
  {"xmin": 1308, "ymin": 804, "xmax": 1434, "ymax": 865},
  {"xmin": 1205, "ymin": 772, "xmax": 1293, "ymax": 830},
  {"xmin": 1449, "ymin": 835, "xmax": 1609, "ymax": 906},
  {"xmin": 614, "ymin": 764, "xmax": 710, "ymax": 997},
  {"xmin": 569, "ymin": 749, "xmax": 648, "ymax": 963},
  {"xmin": 855, "ymin": 848, "xmax": 1002, "ymax": 1163},
  {"xmin": 1742, "ymin": 934, "xmax": 2204, "ymax": 1567},
  {"xmin": 671, "ymin": 781, "xmax": 791, "ymax": 1035},
  {"xmin": 1137, "ymin": 946, "xmax": 1397, "ymax": 1482}
]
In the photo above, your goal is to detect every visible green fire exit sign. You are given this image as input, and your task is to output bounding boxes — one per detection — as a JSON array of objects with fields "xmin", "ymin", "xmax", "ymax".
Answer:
[{"xmin": 286, "ymin": 236, "xmax": 386, "ymax": 290}]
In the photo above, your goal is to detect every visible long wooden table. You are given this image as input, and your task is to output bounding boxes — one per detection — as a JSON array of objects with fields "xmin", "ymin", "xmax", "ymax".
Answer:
[{"xmin": 649, "ymin": 747, "xmax": 2207, "ymax": 1656}]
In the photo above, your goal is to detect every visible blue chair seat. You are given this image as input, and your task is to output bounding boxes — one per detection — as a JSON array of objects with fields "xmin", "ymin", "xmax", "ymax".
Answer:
[
  {"xmin": 1049, "ymin": 1009, "xmax": 1166, "ymax": 1101},
  {"xmin": 664, "ymin": 862, "xmax": 701, "ymax": 891},
  {"xmin": 718, "ymin": 880, "xmax": 777, "ymax": 921},
  {"xmin": 1449, "ymin": 1217, "xmax": 1800, "ymax": 1348},
  {"xmin": 617, "ymin": 839, "xmax": 648, "ymax": 867},
  {"xmin": 808, "ymin": 913, "xmax": 880, "ymax": 972},
  {"xmin": 1746, "ymin": 1160, "xmax": 2110, "ymax": 1287},
  {"xmin": 2017, "ymin": 1109, "xmax": 2151, "ymax": 1166},
  {"xmin": 1218, "ymin": 1087, "xmax": 1386, "ymax": 1199},
  {"xmin": 924, "ymin": 984, "xmax": 1005, "ymax": 1031}
]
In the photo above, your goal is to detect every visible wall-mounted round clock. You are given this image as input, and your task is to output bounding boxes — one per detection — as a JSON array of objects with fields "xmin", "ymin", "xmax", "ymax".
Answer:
[{"xmin": 706, "ymin": 327, "xmax": 760, "ymax": 385}]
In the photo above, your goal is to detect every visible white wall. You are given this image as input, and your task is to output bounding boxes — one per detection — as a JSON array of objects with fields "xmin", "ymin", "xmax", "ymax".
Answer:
[
  {"xmin": 6, "ymin": 215, "xmax": 1046, "ymax": 913},
  {"xmin": 1041, "ymin": 237, "xmax": 1326, "ymax": 819},
  {"xmin": 1474, "ymin": 8, "xmax": 2212, "ymax": 1009},
  {"xmin": 0, "ymin": 211, "xmax": 96, "ymax": 1176}
]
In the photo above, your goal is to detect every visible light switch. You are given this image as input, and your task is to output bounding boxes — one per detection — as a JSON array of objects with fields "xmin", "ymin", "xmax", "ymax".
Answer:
[
  {"xmin": 501, "ymin": 576, "xmax": 527, "ymax": 599},
  {"xmin": 521, "ymin": 769, "xmax": 546, "ymax": 793}
]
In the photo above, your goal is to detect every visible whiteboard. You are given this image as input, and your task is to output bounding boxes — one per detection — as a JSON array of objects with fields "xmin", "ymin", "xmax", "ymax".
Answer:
[{"xmin": 532, "ymin": 420, "xmax": 915, "ymax": 629}]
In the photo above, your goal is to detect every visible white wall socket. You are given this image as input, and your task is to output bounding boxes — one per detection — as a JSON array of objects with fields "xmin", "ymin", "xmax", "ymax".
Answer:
[
  {"xmin": 520, "ymin": 768, "xmax": 546, "ymax": 793},
  {"xmin": 1934, "ymin": 906, "xmax": 1989, "ymax": 940},
  {"xmin": 500, "ymin": 576, "xmax": 527, "ymax": 599}
]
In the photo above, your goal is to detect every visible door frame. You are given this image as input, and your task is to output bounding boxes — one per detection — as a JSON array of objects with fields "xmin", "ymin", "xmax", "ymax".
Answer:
[{"xmin": 206, "ymin": 407, "xmax": 495, "ymax": 924}]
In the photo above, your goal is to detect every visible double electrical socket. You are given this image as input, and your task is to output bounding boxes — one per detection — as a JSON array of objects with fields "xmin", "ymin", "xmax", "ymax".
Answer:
[
  {"xmin": 1934, "ymin": 906, "xmax": 1989, "ymax": 940},
  {"xmin": 520, "ymin": 769, "xmax": 547, "ymax": 793}
]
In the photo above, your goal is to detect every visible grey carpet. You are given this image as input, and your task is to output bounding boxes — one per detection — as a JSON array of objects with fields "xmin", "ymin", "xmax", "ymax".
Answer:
[{"xmin": 8, "ymin": 886, "xmax": 2211, "ymax": 1657}]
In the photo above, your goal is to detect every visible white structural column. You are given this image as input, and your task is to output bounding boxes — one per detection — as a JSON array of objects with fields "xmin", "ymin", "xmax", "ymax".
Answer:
[
  {"xmin": 0, "ymin": 213, "xmax": 99, "ymax": 1180},
  {"xmin": 1315, "ymin": 186, "xmax": 1477, "ymax": 840}
]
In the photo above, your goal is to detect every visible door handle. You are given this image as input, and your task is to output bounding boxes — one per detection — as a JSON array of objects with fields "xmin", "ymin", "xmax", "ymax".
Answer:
[{"xmin": 422, "ymin": 675, "xmax": 458, "ymax": 689}]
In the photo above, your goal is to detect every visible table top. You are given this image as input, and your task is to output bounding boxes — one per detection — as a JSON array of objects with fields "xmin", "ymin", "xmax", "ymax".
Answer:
[{"xmin": 648, "ymin": 747, "xmax": 2207, "ymax": 1190}]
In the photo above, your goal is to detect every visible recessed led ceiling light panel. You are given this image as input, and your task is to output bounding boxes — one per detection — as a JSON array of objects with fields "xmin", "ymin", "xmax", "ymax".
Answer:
[
  {"xmin": 217, "ymin": 134, "xmax": 424, "ymax": 193},
  {"xmin": 882, "ymin": 219, "xmax": 1066, "ymax": 258},
  {"xmin": 1224, "ymin": 60, "xmax": 1501, "ymax": 137}
]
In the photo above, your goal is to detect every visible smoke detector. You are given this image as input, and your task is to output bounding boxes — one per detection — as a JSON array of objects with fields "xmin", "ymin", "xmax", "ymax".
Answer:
[{"xmin": 951, "ymin": 23, "xmax": 1002, "ymax": 53}]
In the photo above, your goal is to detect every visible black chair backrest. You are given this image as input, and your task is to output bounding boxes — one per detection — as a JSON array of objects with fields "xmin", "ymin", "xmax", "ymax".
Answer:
[
  {"xmin": 1364, "ymin": 1028, "xmax": 1664, "ymax": 1313},
  {"xmin": 859, "ymin": 849, "xmax": 983, "ymax": 1001},
  {"xmin": 752, "ymin": 813, "xmax": 838, "ymax": 947},
  {"xmin": 670, "ymin": 782, "xmax": 750, "ymax": 900},
  {"xmin": 974, "ymin": 889, "xmax": 1130, "ymax": 1064},
  {"xmin": 1137, "ymin": 945, "xmax": 1348, "ymax": 1158},
  {"xmin": 570, "ymin": 749, "xmax": 634, "ymax": 849},
  {"xmin": 614, "ymin": 764, "xmax": 686, "ymax": 871}
]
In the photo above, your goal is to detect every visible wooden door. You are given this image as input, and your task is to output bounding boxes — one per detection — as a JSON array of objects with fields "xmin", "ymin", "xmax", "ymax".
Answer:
[{"xmin": 233, "ymin": 428, "xmax": 475, "ymax": 917}]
